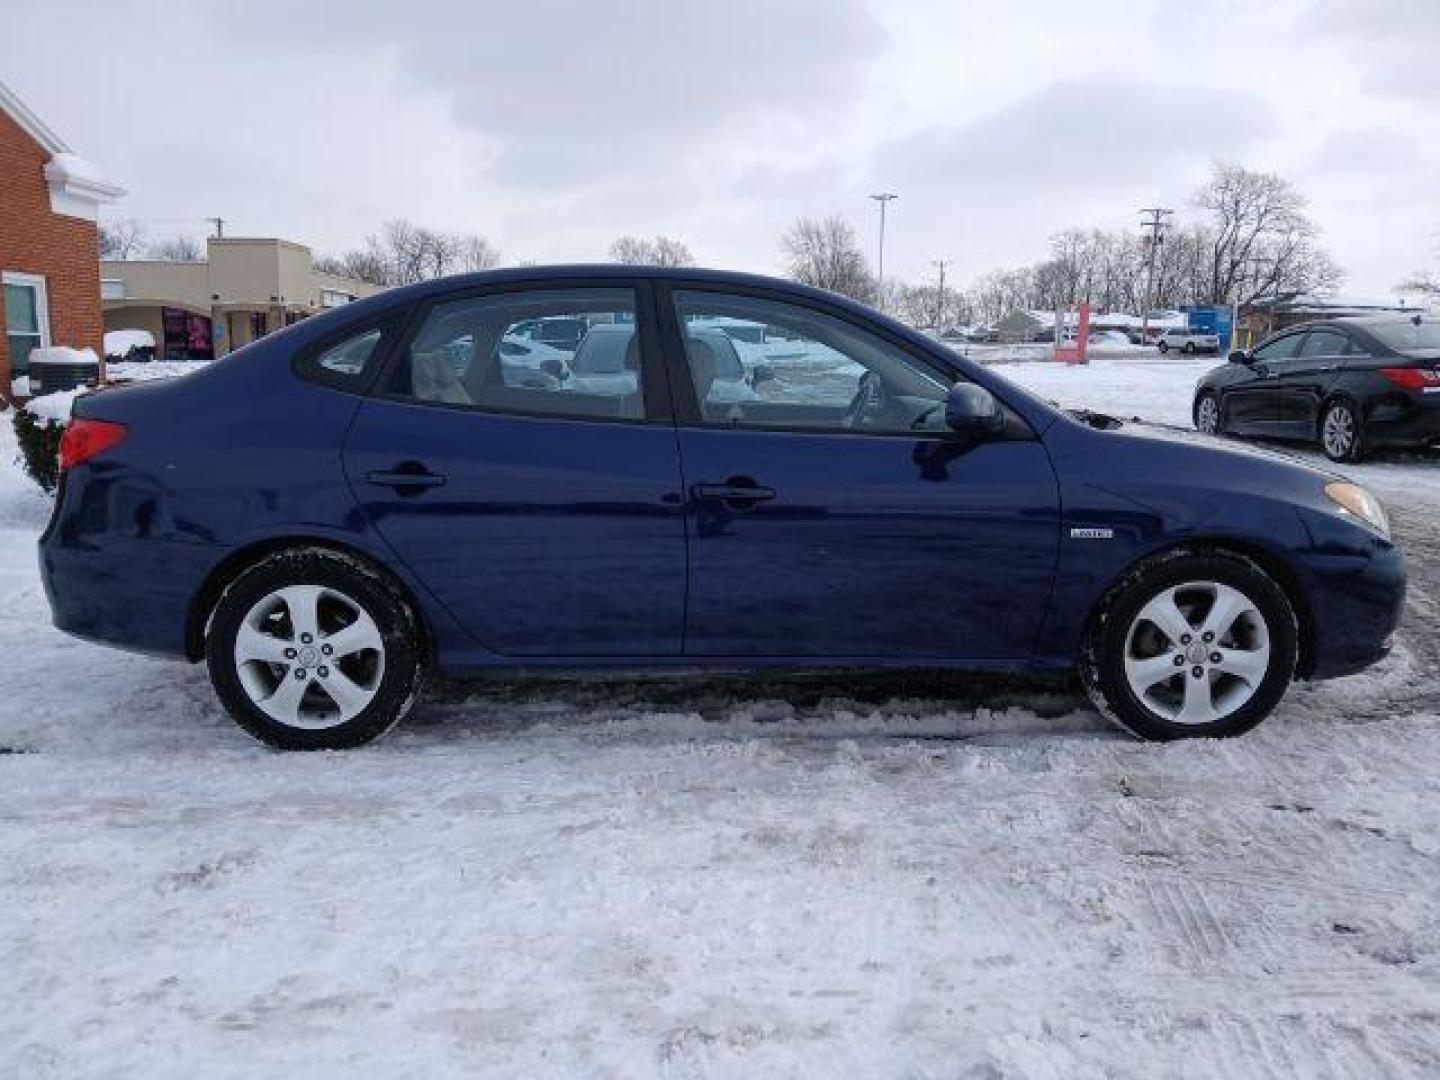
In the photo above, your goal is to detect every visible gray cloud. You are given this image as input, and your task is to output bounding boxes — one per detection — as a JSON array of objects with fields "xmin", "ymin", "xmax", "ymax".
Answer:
[
  {"xmin": 230, "ymin": 0, "xmax": 885, "ymax": 185},
  {"xmin": 876, "ymin": 78, "xmax": 1276, "ymax": 193}
]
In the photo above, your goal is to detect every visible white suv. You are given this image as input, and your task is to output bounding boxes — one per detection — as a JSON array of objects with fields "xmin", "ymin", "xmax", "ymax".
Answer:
[{"xmin": 1157, "ymin": 327, "xmax": 1220, "ymax": 354}]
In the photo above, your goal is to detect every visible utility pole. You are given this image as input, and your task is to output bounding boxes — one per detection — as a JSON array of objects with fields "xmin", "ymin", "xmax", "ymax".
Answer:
[
  {"xmin": 206, "ymin": 216, "xmax": 225, "ymax": 239},
  {"xmin": 931, "ymin": 258, "xmax": 951, "ymax": 328},
  {"xmin": 1138, "ymin": 206, "xmax": 1173, "ymax": 346},
  {"xmin": 870, "ymin": 193, "xmax": 898, "ymax": 310}
]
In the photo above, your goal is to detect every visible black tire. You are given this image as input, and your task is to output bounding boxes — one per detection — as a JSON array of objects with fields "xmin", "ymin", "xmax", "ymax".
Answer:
[
  {"xmin": 1194, "ymin": 390, "xmax": 1221, "ymax": 435},
  {"xmin": 1081, "ymin": 551, "xmax": 1298, "ymax": 741},
  {"xmin": 1157, "ymin": 341, "xmax": 1169, "ymax": 353},
  {"xmin": 205, "ymin": 547, "xmax": 425, "ymax": 750},
  {"xmin": 1319, "ymin": 398, "xmax": 1365, "ymax": 463}
]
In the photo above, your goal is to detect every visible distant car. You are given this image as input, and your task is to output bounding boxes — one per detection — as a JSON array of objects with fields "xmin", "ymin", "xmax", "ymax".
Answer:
[
  {"xmin": 1157, "ymin": 328, "xmax": 1220, "ymax": 355},
  {"xmin": 1194, "ymin": 314, "xmax": 1440, "ymax": 462},
  {"xmin": 567, "ymin": 323, "xmax": 760, "ymax": 404},
  {"xmin": 42, "ymin": 266, "xmax": 1402, "ymax": 750},
  {"xmin": 510, "ymin": 315, "xmax": 590, "ymax": 352}
]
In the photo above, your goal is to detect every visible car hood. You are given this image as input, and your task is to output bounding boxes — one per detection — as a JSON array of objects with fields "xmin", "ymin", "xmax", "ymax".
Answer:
[{"xmin": 1059, "ymin": 411, "xmax": 1345, "ymax": 483}]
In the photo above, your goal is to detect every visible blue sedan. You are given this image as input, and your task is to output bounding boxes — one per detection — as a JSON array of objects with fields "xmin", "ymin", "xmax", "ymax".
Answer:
[{"xmin": 40, "ymin": 268, "xmax": 1404, "ymax": 749}]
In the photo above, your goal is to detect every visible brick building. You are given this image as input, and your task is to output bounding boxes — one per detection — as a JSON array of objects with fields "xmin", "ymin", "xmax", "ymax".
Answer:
[{"xmin": 0, "ymin": 79, "xmax": 124, "ymax": 399}]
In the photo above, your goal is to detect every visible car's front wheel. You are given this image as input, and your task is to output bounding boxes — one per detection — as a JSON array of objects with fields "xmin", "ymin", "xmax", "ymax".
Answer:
[
  {"xmin": 1194, "ymin": 391, "xmax": 1221, "ymax": 435},
  {"xmin": 206, "ymin": 548, "xmax": 425, "ymax": 750},
  {"xmin": 1082, "ymin": 552, "xmax": 1298, "ymax": 740},
  {"xmin": 1157, "ymin": 341, "xmax": 1169, "ymax": 353}
]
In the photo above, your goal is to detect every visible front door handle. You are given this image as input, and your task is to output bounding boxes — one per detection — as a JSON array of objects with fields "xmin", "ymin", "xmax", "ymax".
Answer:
[
  {"xmin": 365, "ymin": 464, "xmax": 447, "ymax": 494},
  {"xmin": 694, "ymin": 478, "xmax": 776, "ymax": 509}
]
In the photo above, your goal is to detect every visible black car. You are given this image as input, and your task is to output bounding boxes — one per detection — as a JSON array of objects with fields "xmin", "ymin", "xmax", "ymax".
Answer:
[{"xmin": 1193, "ymin": 314, "xmax": 1440, "ymax": 462}]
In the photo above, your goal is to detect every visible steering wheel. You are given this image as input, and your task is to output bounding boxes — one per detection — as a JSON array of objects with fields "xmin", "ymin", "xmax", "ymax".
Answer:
[{"xmin": 844, "ymin": 370, "xmax": 887, "ymax": 428}]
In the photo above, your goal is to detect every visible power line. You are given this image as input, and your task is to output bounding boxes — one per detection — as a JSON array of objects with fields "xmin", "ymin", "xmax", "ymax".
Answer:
[
  {"xmin": 1139, "ymin": 206, "xmax": 1174, "ymax": 344},
  {"xmin": 932, "ymin": 258, "xmax": 951, "ymax": 327}
]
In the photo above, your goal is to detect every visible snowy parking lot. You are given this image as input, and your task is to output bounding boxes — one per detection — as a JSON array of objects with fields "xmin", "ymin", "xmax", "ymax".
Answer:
[{"xmin": 4, "ymin": 353, "xmax": 1440, "ymax": 1077}]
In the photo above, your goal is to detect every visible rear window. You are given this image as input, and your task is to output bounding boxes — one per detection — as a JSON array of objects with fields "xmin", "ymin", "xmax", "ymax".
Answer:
[
  {"xmin": 1367, "ymin": 318, "xmax": 1440, "ymax": 355},
  {"xmin": 294, "ymin": 319, "xmax": 398, "ymax": 392}
]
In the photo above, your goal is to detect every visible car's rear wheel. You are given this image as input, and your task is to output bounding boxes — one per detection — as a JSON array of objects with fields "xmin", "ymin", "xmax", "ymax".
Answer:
[
  {"xmin": 1194, "ymin": 391, "xmax": 1221, "ymax": 435},
  {"xmin": 206, "ymin": 548, "xmax": 425, "ymax": 750},
  {"xmin": 1082, "ymin": 552, "xmax": 1298, "ymax": 740},
  {"xmin": 1320, "ymin": 398, "xmax": 1364, "ymax": 463},
  {"xmin": 1157, "ymin": 341, "xmax": 1169, "ymax": 353}
]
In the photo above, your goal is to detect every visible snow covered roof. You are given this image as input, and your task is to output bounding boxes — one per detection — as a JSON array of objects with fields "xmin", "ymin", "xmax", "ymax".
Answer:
[
  {"xmin": 1256, "ymin": 293, "xmax": 1415, "ymax": 316},
  {"xmin": 0, "ymin": 78, "xmax": 124, "ymax": 221}
]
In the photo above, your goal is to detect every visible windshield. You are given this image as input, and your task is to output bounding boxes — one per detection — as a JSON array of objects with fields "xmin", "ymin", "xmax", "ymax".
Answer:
[{"xmin": 1367, "ymin": 318, "xmax": 1440, "ymax": 355}]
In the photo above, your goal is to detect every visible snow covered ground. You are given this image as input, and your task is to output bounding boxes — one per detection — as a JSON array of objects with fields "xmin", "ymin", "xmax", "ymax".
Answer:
[{"xmin": 3, "ymin": 355, "xmax": 1440, "ymax": 1078}]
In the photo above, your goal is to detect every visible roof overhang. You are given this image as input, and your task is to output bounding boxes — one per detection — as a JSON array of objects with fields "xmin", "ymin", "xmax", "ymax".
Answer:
[
  {"xmin": 44, "ymin": 153, "xmax": 125, "ymax": 222},
  {"xmin": 1, "ymin": 79, "xmax": 125, "ymax": 221}
]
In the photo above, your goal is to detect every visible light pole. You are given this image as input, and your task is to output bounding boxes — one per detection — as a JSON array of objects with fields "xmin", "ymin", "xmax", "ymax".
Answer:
[{"xmin": 870, "ymin": 193, "xmax": 898, "ymax": 309}]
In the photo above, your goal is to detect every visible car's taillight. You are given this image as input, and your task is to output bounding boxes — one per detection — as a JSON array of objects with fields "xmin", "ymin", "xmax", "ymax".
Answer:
[
  {"xmin": 1379, "ymin": 366, "xmax": 1440, "ymax": 390},
  {"xmin": 58, "ymin": 418, "xmax": 128, "ymax": 470}
]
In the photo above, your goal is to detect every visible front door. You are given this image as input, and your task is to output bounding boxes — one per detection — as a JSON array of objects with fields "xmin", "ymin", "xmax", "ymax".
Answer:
[
  {"xmin": 1229, "ymin": 329, "xmax": 1307, "ymax": 434},
  {"xmin": 660, "ymin": 285, "xmax": 1060, "ymax": 660},
  {"xmin": 343, "ymin": 283, "xmax": 688, "ymax": 657}
]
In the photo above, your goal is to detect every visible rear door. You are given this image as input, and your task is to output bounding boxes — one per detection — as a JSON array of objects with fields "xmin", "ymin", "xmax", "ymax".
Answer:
[
  {"xmin": 343, "ymin": 281, "xmax": 688, "ymax": 657},
  {"xmin": 1271, "ymin": 328, "xmax": 1351, "ymax": 435}
]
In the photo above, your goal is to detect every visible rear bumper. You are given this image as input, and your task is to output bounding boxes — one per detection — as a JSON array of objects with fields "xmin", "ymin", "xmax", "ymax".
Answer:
[
  {"xmin": 1299, "ymin": 541, "xmax": 1406, "ymax": 680},
  {"xmin": 1365, "ymin": 395, "xmax": 1440, "ymax": 448}
]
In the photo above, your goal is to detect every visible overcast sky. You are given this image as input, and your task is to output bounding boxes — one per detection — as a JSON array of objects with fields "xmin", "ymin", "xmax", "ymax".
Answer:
[{"xmin": 4, "ymin": 0, "xmax": 1436, "ymax": 297}]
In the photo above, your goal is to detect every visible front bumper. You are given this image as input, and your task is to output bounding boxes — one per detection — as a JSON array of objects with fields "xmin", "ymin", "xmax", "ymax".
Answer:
[{"xmin": 1299, "ymin": 540, "xmax": 1406, "ymax": 680}]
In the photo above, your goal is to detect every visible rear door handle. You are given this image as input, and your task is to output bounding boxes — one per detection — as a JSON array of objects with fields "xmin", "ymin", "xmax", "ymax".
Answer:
[{"xmin": 365, "ymin": 466, "xmax": 447, "ymax": 493}]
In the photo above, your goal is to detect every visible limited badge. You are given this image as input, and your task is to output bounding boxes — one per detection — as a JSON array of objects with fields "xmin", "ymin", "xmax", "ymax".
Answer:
[{"xmin": 1070, "ymin": 527, "xmax": 1115, "ymax": 540}]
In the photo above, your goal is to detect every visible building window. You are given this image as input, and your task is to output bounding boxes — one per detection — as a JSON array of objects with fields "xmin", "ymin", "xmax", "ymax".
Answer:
[
  {"xmin": 321, "ymin": 288, "xmax": 355, "ymax": 308},
  {"xmin": 3, "ymin": 272, "xmax": 51, "ymax": 377}
]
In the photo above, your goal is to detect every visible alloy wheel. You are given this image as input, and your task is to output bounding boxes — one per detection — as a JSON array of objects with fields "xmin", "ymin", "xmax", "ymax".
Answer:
[
  {"xmin": 1122, "ymin": 581, "xmax": 1271, "ymax": 725},
  {"xmin": 1322, "ymin": 404, "xmax": 1356, "ymax": 460},
  {"xmin": 233, "ymin": 584, "xmax": 386, "ymax": 729},
  {"xmin": 1196, "ymin": 394, "xmax": 1220, "ymax": 435}
]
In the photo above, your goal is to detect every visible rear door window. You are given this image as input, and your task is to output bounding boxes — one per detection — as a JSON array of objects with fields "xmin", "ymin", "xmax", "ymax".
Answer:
[
  {"xmin": 385, "ymin": 287, "xmax": 650, "ymax": 421},
  {"xmin": 1299, "ymin": 330, "xmax": 1351, "ymax": 358}
]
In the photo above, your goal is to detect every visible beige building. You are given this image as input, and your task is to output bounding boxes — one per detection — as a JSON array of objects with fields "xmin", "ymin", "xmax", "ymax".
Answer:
[{"xmin": 101, "ymin": 237, "xmax": 382, "ymax": 359}]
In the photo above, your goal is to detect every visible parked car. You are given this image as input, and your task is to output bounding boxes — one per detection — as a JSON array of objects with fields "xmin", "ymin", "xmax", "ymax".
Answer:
[
  {"xmin": 1157, "ymin": 328, "xmax": 1220, "ymax": 354},
  {"xmin": 1193, "ymin": 314, "xmax": 1440, "ymax": 462},
  {"xmin": 42, "ymin": 267, "xmax": 1403, "ymax": 749},
  {"xmin": 566, "ymin": 323, "xmax": 762, "ymax": 404}
]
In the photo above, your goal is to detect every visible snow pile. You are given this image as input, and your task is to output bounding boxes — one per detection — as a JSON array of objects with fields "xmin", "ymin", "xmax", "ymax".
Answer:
[
  {"xmin": 22, "ymin": 387, "xmax": 84, "ymax": 425},
  {"xmin": 103, "ymin": 328, "xmax": 155, "ymax": 358},
  {"xmin": 9, "ymin": 375, "xmax": 28, "ymax": 398},
  {"xmin": 108, "ymin": 359, "xmax": 211, "ymax": 382}
]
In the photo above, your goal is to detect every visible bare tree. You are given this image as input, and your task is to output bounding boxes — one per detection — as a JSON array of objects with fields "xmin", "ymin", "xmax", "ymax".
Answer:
[
  {"xmin": 782, "ymin": 216, "xmax": 874, "ymax": 302},
  {"xmin": 148, "ymin": 235, "xmax": 204, "ymax": 262},
  {"xmin": 608, "ymin": 235, "xmax": 695, "ymax": 266},
  {"xmin": 99, "ymin": 219, "xmax": 147, "ymax": 260},
  {"xmin": 456, "ymin": 235, "xmax": 501, "ymax": 274},
  {"xmin": 1191, "ymin": 163, "xmax": 1340, "ymax": 305},
  {"xmin": 319, "ymin": 218, "xmax": 502, "ymax": 286}
]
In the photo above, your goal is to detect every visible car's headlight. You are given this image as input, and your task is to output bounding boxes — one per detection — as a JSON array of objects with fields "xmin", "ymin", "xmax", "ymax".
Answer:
[{"xmin": 1324, "ymin": 481, "xmax": 1390, "ymax": 539}]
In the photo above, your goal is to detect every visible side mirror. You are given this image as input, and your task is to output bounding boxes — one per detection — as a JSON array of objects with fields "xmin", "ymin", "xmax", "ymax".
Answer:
[
  {"xmin": 540, "ymin": 356, "xmax": 568, "ymax": 381},
  {"xmin": 945, "ymin": 383, "xmax": 1005, "ymax": 437},
  {"xmin": 748, "ymin": 363, "xmax": 775, "ymax": 388},
  {"xmin": 1228, "ymin": 349, "xmax": 1251, "ymax": 364}
]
